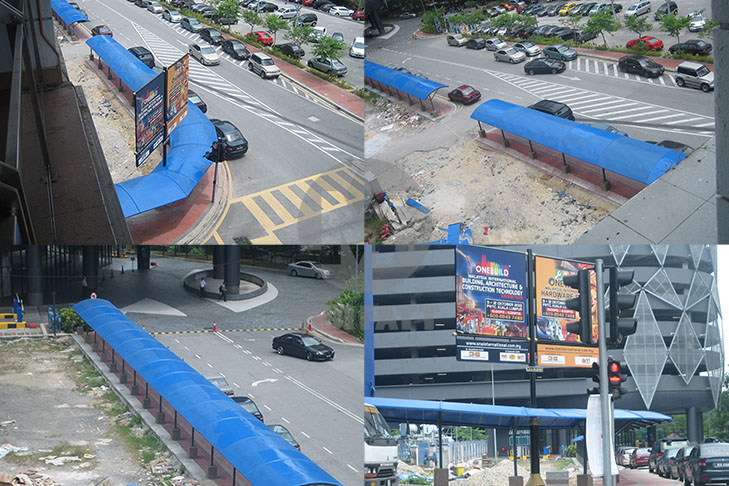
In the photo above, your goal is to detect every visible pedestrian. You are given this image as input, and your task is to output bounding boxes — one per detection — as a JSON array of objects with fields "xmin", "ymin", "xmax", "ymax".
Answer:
[
  {"xmin": 81, "ymin": 276, "xmax": 88, "ymax": 300},
  {"xmin": 199, "ymin": 277, "xmax": 206, "ymax": 298},
  {"xmin": 218, "ymin": 281, "xmax": 227, "ymax": 302}
]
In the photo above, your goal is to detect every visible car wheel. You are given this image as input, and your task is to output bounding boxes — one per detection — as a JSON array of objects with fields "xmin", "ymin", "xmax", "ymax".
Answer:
[
  {"xmin": 290, "ymin": 269, "xmax": 298, "ymax": 276},
  {"xmin": 248, "ymin": 63, "xmax": 253, "ymax": 71},
  {"xmin": 510, "ymin": 58, "xmax": 515, "ymax": 64},
  {"xmin": 528, "ymin": 69, "xmax": 535, "ymax": 75},
  {"xmin": 311, "ymin": 21, "xmax": 316, "ymax": 26},
  {"xmin": 315, "ymin": 272, "xmax": 322, "ymax": 279},
  {"xmin": 277, "ymin": 345, "xmax": 285, "ymax": 355},
  {"xmin": 306, "ymin": 352, "xmax": 313, "ymax": 361},
  {"xmin": 551, "ymin": 68, "xmax": 557, "ymax": 74},
  {"xmin": 676, "ymin": 77, "xmax": 685, "ymax": 87},
  {"xmin": 259, "ymin": 69, "xmax": 266, "ymax": 78},
  {"xmin": 701, "ymin": 83, "xmax": 710, "ymax": 92}
]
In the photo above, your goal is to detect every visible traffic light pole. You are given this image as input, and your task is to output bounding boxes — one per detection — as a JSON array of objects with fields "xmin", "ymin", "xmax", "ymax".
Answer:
[
  {"xmin": 596, "ymin": 259, "xmax": 614, "ymax": 486},
  {"xmin": 526, "ymin": 250, "xmax": 544, "ymax": 486}
]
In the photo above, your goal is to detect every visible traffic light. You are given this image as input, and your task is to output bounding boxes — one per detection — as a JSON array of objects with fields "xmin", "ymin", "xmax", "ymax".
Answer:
[
  {"xmin": 564, "ymin": 269, "xmax": 593, "ymax": 345},
  {"xmin": 607, "ymin": 357, "xmax": 629, "ymax": 398},
  {"xmin": 607, "ymin": 267, "xmax": 638, "ymax": 345},
  {"xmin": 588, "ymin": 361, "xmax": 600, "ymax": 395},
  {"xmin": 204, "ymin": 141, "xmax": 225, "ymax": 162}
]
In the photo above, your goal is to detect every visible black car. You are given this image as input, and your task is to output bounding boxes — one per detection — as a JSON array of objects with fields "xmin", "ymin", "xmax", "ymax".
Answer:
[
  {"xmin": 274, "ymin": 42, "xmax": 305, "ymax": 58},
  {"xmin": 528, "ymin": 99, "xmax": 575, "ymax": 120},
  {"xmin": 188, "ymin": 89, "xmax": 207, "ymax": 113},
  {"xmin": 272, "ymin": 332, "xmax": 335, "ymax": 361},
  {"xmin": 517, "ymin": 26, "xmax": 538, "ymax": 38},
  {"xmin": 654, "ymin": 0, "xmax": 677, "ymax": 20},
  {"xmin": 658, "ymin": 448, "xmax": 680, "ymax": 478},
  {"xmin": 269, "ymin": 424, "xmax": 300, "ymax": 450},
  {"xmin": 258, "ymin": 1, "xmax": 278, "ymax": 11},
  {"xmin": 536, "ymin": 24, "xmax": 559, "ymax": 37},
  {"xmin": 212, "ymin": 13, "xmax": 238, "ymax": 24},
  {"xmin": 646, "ymin": 140, "xmax": 694, "ymax": 154},
  {"xmin": 222, "ymin": 39, "xmax": 251, "ymax": 60},
  {"xmin": 135, "ymin": 0, "xmax": 150, "ymax": 7},
  {"xmin": 232, "ymin": 396, "xmax": 264, "ymax": 421},
  {"xmin": 618, "ymin": 55, "xmax": 664, "ymax": 78},
  {"xmin": 572, "ymin": 29, "xmax": 597, "ymax": 43},
  {"xmin": 669, "ymin": 39, "xmax": 712, "ymax": 55},
  {"xmin": 200, "ymin": 28, "xmax": 224, "ymax": 45},
  {"xmin": 466, "ymin": 38, "xmax": 486, "ymax": 49},
  {"xmin": 128, "ymin": 46, "xmax": 155, "ymax": 68},
  {"xmin": 210, "ymin": 119, "xmax": 249, "ymax": 158},
  {"xmin": 551, "ymin": 27, "xmax": 575, "ymax": 41},
  {"xmin": 685, "ymin": 442, "xmax": 729, "ymax": 486},
  {"xmin": 524, "ymin": 58, "xmax": 566, "ymax": 75}
]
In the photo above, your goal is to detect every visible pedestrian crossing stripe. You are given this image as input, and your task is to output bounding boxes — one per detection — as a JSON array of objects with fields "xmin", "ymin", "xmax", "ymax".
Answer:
[{"xmin": 153, "ymin": 327, "xmax": 296, "ymax": 336}]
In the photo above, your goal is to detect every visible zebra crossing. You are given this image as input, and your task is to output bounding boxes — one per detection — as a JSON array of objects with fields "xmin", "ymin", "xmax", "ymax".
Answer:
[
  {"xmin": 490, "ymin": 71, "xmax": 715, "ymax": 135},
  {"xmin": 563, "ymin": 57, "xmax": 678, "ymax": 87},
  {"xmin": 131, "ymin": 23, "xmax": 361, "ymax": 164}
]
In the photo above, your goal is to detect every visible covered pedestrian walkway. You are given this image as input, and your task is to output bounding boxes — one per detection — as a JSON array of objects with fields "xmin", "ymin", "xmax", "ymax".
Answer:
[{"xmin": 365, "ymin": 61, "xmax": 447, "ymax": 111}]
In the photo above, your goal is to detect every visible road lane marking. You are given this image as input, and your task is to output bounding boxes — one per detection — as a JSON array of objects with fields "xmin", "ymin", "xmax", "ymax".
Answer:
[
  {"xmin": 234, "ymin": 344, "xmax": 242, "ymax": 349},
  {"xmin": 285, "ymin": 375, "xmax": 363, "ymax": 424},
  {"xmin": 206, "ymin": 363, "xmax": 213, "ymax": 368},
  {"xmin": 184, "ymin": 346, "xmax": 190, "ymax": 351},
  {"xmin": 233, "ymin": 382, "xmax": 240, "ymax": 388},
  {"xmin": 264, "ymin": 404, "xmax": 272, "ymax": 411},
  {"xmin": 323, "ymin": 446, "xmax": 333, "ymax": 454},
  {"xmin": 301, "ymin": 431, "xmax": 310, "ymax": 438},
  {"xmin": 195, "ymin": 354, "xmax": 201, "ymax": 359},
  {"xmin": 347, "ymin": 464, "xmax": 358, "ymax": 472},
  {"xmin": 216, "ymin": 332, "xmax": 234, "ymax": 343},
  {"xmin": 219, "ymin": 372, "xmax": 226, "ymax": 378},
  {"xmin": 252, "ymin": 355, "xmax": 262, "ymax": 360},
  {"xmin": 282, "ymin": 417, "xmax": 290, "ymax": 424},
  {"xmin": 174, "ymin": 338, "xmax": 179, "ymax": 343}
]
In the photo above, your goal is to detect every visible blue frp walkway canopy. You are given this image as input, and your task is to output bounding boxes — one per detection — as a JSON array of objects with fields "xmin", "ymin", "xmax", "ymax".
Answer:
[
  {"xmin": 51, "ymin": 0, "xmax": 88, "ymax": 25},
  {"xmin": 367, "ymin": 397, "xmax": 671, "ymax": 432},
  {"xmin": 86, "ymin": 35, "xmax": 217, "ymax": 218},
  {"xmin": 74, "ymin": 299, "xmax": 342, "ymax": 486},
  {"xmin": 365, "ymin": 61, "xmax": 447, "ymax": 100},
  {"xmin": 471, "ymin": 99, "xmax": 686, "ymax": 184}
]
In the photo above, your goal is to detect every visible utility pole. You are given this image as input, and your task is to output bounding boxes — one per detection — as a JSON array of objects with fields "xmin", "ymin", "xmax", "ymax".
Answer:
[
  {"xmin": 596, "ymin": 259, "xmax": 614, "ymax": 486},
  {"xmin": 525, "ymin": 250, "xmax": 544, "ymax": 486}
]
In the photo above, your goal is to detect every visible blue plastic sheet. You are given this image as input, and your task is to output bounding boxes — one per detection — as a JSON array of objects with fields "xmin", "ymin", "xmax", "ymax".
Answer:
[{"xmin": 365, "ymin": 61, "xmax": 447, "ymax": 100}]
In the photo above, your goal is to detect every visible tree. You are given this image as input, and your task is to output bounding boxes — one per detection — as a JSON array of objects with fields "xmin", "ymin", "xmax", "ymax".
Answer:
[
  {"xmin": 464, "ymin": 10, "xmax": 485, "ymax": 25},
  {"xmin": 263, "ymin": 14, "xmax": 288, "ymax": 43},
  {"xmin": 584, "ymin": 11, "xmax": 621, "ymax": 48},
  {"xmin": 517, "ymin": 13, "xmax": 538, "ymax": 29},
  {"xmin": 420, "ymin": 7, "xmax": 446, "ymax": 34},
  {"xmin": 659, "ymin": 13, "xmax": 690, "ymax": 44},
  {"xmin": 705, "ymin": 376, "xmax": 729, "ymax": 441},
  {"xmin": 623, "ymin": 14, "xmax": 651, "ymax": 38},
  {"xmin": 241, "ymin": 9, "xmax": 262, "ymax": 33},
  {"xmin": 493, "ymin": 12, "xmax": 517, "ymax": 28},
  {"xmin": 312, "ymin": 35, "xmax": 346, "ymax": 61},
  {"xmin": 211, "ymin": 0, "xmax": 241, "ymax": 22},
  {"xmin": 285, "ymin": 24, "xmax": 314, "ymax": 48},
  {"xmin": 559, "ymin": 12, "xmax": 584, "ymax": 31},
  {"xmin": 453, "ymin": 427, "xmax": 489, "ymax": 442}
]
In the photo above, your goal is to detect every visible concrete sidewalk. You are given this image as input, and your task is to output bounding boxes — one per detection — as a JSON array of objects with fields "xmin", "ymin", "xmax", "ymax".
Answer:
[{"xmin": 307, "ymin": 311, "xmax": 362, "ymax": 345}]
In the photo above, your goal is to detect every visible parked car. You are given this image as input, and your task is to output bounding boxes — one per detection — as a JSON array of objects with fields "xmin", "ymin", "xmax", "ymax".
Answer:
[
  {"xmin": 466, "ymin": 38, "xmax": 486, "ymax": 50},
  {"xmin": 551, "ymin": 27, "xmax": 575, "ymax": 41},
  {"xmin": 212, "ymin": 12, "xmax": 238, "ymax": 24},
  {"xmin": 447, "ymin": 85, "xmax": 482, "ymax": 104},
  {"xmin": 537, "ymin": 24, "xmax": 559, "ymax": 36},
  {"xmin": 91, "ymin": 25, "xmax": 113, "ymax": 36},
  {"xmin": 572, "ymin": 29, "xmax": 598, "ymax": 43},
  {"xmin": 646, "ymin": 140, "xmax": 694, "ymax": 153},
  {"xmin": 631, "ymin": 447, "xmax": 651, "ymax": 468},
  {"xmin": 147, "ymin": 1, "xmax": 163, "ymax": 13},
  {"xmin": 276, "ymin": 42, "xmax": 305, "ymax": 59},
  {"xmin": 684, "ymin": 442, "xmax": 729, "ymax": 486},
  {"xmin": 654, "ymin": 0, "xmax": 677, "ymax": 20},
  {"xmin": 200, "ymin": 28, "xmax": 224, "ymax": 45},
  {"xmin": 162, "ymin": 9, "xmax": 182, "ymax": 22},
  {"xmin": 250, "ymin": 31, "xmax": 274, "ymax": 45},
  {"xmin": 689, "ymin": 12, "xmax": 707, "ymax": 32},
  {"xmin": 188, "ymin": 89, "xmax": 207, "ymax": 113},
  {"xmin": 626, "ymin": 36, "xmax": 663, "ymax": 50},
  {"xmin": 352, "ymin": 9, "xmax": 365, "ymax": 20},
  {"xmin": 329, "ymin": 5, "xmax": 353, "ymax": 16},
  {"xmin": 309, "ymin": 25, "xmax": 327, "ymax": 42},
  {"xmin": 232, "ymin": 396, "xmax": 264, "ymax": 421},
  {"xmin": 288, "ymin": 261, "xmax": 331, "ymax": 278},
  {"xmin": 671, "ymin": 445, "xmax": 697, "ymax": 481},
  {"xmin": 446, "ymin": 34, "xmax": 468, "ymax": 46},
  {"xmin": 524, "ymin": 58, "xmax": 566, "ymax": 75},
  {"xmin": 331, "ymin": 32, "xmax": 345, "ymax": 44},
  {"xmin": 544, "ymin": 44, "xmax": 577, "ymax": 61},
  {"xmin": 618, "ymin": 447, "xmax": 636, "ymax": 466},
  {"xmin": 618, "ymin": 55, "xmax": 664, "ymax": 77},
  {"xmin": 528, "ymin": 99, "xmax": 575, "ymax": 120},
  {"xmin": 272, "ymin": 332, "xmax": 335, "ymax": 361},
  {"xmin": 210, "ymin": 119, "xmax": 249, "ymax": 158},
  {"xmin": 669, "ymin": 39, "xmax": 712, "ymax": 55},
  {"xmin": 485, "ymin": 38, "xmax": 507, "ymax": 51},
  {"xmin": 558, "ymin": 2, "xmax": 579, "ymax": 15},
  {"xmin": 494, "ymin": 47, "xmax": 526, "ymax": 63},
  {"xmin": 349, "ymin": 37, "xmax": 365, "ymax": 58},
  {"xmin": 180, "ymin": 17, "xmax": 203, "ymax": 33},
  {"xmin": 650, "ymin": 438, "xmax": 689, "ymax": 473},
  {"xmin": 274, "ymin": 6, "xmax": 298, "ymax": 18},
  {"xmin": 208, "ymin": 376, "xmax": 233, "ymax": 395},
  {"xmin": 128, "ymin": 46, "xmax": 155, "ymax": 68},
  {"xmin": 189, "ymin": 43, "xmax": 220, "ymax": 65},
  {"xmin": 513, "ymin": 41, "xmax": 542, "ymax": 56},
  {"xmin": 294, "ymin": 12, "xmax": 318, "ymax": 26},
  {"xmin": 249, "ymin": 52, "xmax": 280, "ymax": 78},
  {"xmin": 268, "ymin": 424, "xmax": 300, "ymax": 450},
  {"xmin": 220, "ymin": 39, "xmax": 250, "ymax": 60},
  {"xmin": 658, "ymin": 447, "xmax": 681, "ymax": 478},
  {"xmin": 308, "ymin": 56, "xmax": 347, "ymax": 76},
  {"xmin": 258, "ymin": 1, "xmax": 278, "ymax": 11},
  {"xmin": 624, "ymin": 0, "xmax": 651, "ymax": 17},
  {"xmin": 135, "ymin": 0, "xmax": 149, "ymax": 7},
  {"xmin": 674, "ymin": 61, "xmax": 714, "ymax": 92}
]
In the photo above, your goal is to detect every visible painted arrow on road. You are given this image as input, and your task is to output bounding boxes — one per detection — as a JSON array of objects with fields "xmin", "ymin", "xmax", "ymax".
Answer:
[
  {"xmin": 559, "ymin": 75, "xmax": 581, "ymax": 81},
  {"xmin": 252, "ymin": 378, "xmax": 278, "ymax": 387}
]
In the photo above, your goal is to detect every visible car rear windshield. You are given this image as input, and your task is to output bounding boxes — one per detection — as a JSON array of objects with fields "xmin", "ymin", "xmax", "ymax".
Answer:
[
  {"xmin": 702, "ymin": 445, "xmax": 729, "ymax": 457},
  {"xmin": 696, "ymin": 65, "xmax": 710, "ymax": 76},
  {"xmin": 461, "ymin": 87, "xmax": 475, "ymax": 95},
  {"xmin": 666, "ymin": 449, "xmax": 680, "ymax": 458},
  {"xmin": 224, "ymin": 130, "xmax": 242, "ymax": 142},
  {"xmin": 638, "ymin": 448, "xmax": 651, "ymax": 454},
  {"xmin": 201, "ymin": 46, "xmax": 216, "ymax": 54}
]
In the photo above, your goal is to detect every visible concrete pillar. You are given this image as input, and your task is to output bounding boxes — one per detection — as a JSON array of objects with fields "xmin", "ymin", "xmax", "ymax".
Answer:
[
  {"xmin": 26, "ymin": 246, "xmax": 44, "ymax": 305},
  {"xmin": 434, "ymin": 468, "xmax": 448, "ymax": 486},
  {"xmin": 698, "ymin": 411, "xmax": 704, "ymax": 442},
  {"xmin": 509, "ymin": 477, "xmax": 525, "ymax": 486},
  {"xmin": 136, "ymin": 246, "xmax": 150, "ymax": 271},
  {"xmin": 687, "ymin": 406, "xmax": 700, "ymax": 443},
  {"xmin": 82, "ymin": 245, "xmax": 99, "ymax": 292},
  {"xmin": 213, "ymin": 246, "xmax": 225, "ymax": 279},
  {"xmin": 647, "ymin": 425, "xmax": 657, "ymax": 447},
  {"xmin": 713, "ymin": 1, "xmax": 729, "ymax": 243},
  {"xmin": 576, "ymin": 475, "xmax": 593, "ymax": 486},
  {"xmin": 224, "ymin": 245, "xmax": 241, "ymax": 295}
]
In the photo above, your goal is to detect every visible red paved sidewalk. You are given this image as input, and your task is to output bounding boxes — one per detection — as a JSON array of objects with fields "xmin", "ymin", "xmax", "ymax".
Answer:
[{"xmin": 308, "ymin": 311, "xmax": 362, "ymax": 344}]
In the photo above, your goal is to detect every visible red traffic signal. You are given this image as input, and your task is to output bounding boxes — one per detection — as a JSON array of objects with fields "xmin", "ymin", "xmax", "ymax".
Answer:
[{"xmin": 607, "ymin": 357, "xmax": 628, "ymax": 398}]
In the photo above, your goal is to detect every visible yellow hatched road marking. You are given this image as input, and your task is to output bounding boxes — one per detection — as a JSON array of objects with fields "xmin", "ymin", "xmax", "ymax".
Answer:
[
  {"xmin": 279, "ymin": 185, "xmax": 316, "ymax": 218},
  {"xmin": 260, "ymin": 192, "xmax": 296, "ymax": 226},
  {"xmin": 328, "ymin": 171, "xmax": 363, "ymax": 200},
  {"xmin": 296, "ymin": 179, "xmax": 336, "ymax": 211},
  {"xmin": 242, "ymin": 198, "xmax": 277, "ymax": 233},
  {"xmin": 315, "ymin": 177, "xmax": 348, "ymax": 205}
]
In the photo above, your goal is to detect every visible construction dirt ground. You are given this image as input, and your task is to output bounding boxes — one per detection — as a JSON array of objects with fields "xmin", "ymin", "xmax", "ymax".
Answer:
[{"xmin": 365, "ymin": 98, "xmax": 620, "ymax": 244}]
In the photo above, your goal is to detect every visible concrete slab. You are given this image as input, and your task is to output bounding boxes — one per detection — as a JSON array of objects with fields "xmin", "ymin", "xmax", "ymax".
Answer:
[
  {"xmin": 658, "ymin": 139, "xmax": 716, "ymax": 201},
  {"xmin": 576, "ymin": 216, "xmax": 652, "ymax": 243},
  {"xmin": 212, "ymin": 282, "xmax": 279, "ymax": 313},
  {"xmin": 660, "ymin": 200, "xmax": 718, "ymax": 244},
  {"xmin": 121, "ymin": 298, "xmax": 187, "ymax": 317}
]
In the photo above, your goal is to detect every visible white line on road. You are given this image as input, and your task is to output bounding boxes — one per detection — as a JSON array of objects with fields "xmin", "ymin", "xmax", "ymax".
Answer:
[
  {"xmin": 234, "ymin": 344, "xmax": 242, "ymax": 349},
  {"xmin": 216, "ymin": 332, "xmax": 234, "ymax": 343},
  {"xmin": 174, "ymin": 338, "xmax": 179, "ymax": 343},
  {"xmin": 219, "ymin": 372, "xmax": 226, "ymax": 378},
  {"xmin": 262, "ymin": 361, "xmax": 272, "ymax": 367},
  {"xmin": 233, "ymin": 382, "xmax": 240, "ymax": 388},
  {"xmin": 248, "ymin": 393, "xmax": 256, "ymax": 399},
  {"xmin": 285, "ymin": 375, "xmax": 363, "ymax": 424},
  {"xmin": 243, "ymin": 350, "xmax": 251, "ymax": 355},
  {"xmin": 252, "ymin": 355, "xmax": 262, "ymax": 360},
  {"xmin": 194, "ymin": 354, "xmax": 201, "ymax": 359},
  {"xmin": 206, "ymin": 363, "xmax": 213, "ymax": 368},
  {"xmin": 322, "ymin": 446, "xmax": 333, "ymax": 455},
  {"xmin": 301, "ymin": 431, "xmax": 310, "ymax": 438},
  {"xmin": 347, "ymin": 464, "xmax": 358, "ymax": 473},
  {"xmin": 281, "ymin": 417, "xmax": 290, "ymax": 424},
  {"xmin": 264, "ymin": 404, "xmax": 272, "ymax": 411},
  {"xmin": 184, "ymin": 346, "xmax": 190, "ymax": 351}
]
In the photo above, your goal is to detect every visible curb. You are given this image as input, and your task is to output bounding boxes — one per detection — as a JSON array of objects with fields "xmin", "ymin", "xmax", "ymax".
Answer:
[
  {"xmin": 280, "ymin": 72, "xmax": 365, "ymax": 122},
  {"xmin": 306, "ymin": 311, "xmax": 363, "ymax": 346}
]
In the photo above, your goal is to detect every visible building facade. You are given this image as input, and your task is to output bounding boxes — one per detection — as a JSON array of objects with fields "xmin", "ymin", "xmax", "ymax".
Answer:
[{"xmin": 365, "ymin": 244, "xmax": 724, "ymax": 451}]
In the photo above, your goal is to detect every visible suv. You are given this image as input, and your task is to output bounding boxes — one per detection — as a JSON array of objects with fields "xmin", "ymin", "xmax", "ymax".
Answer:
[
  {"xmin": 625, "ymin": 0, "xmax": 650, "ymax": 17},
  {"xmin": 675, "ymin": 62, "xmax": 714, "ymax": 92},
  {"xmin": 248, "ymin": 52, "xmax": 281, "ymax": 78},
  {"xmin": 294, "ymin": 13, "xmax": 318, "ymax": 26},
  {"xmin": 528, "ymin": 99, "xmax": 575, "ymax": 120},
  {"xmin": 654, "ymin": 0, "xmax": 677, "ymax": 20},
  {"xmin": 649, "ymin": 438, "xmax": 689, "ymax": 473}
]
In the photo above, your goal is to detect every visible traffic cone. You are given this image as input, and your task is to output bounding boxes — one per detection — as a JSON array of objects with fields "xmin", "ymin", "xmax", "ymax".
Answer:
[
  {"xmin": 213, "ymin": 321, "xmax": 217, "ymax": 332},
  {"xmin": 307, "ymin": 323, "xmax": 312, "ymax": 334}
]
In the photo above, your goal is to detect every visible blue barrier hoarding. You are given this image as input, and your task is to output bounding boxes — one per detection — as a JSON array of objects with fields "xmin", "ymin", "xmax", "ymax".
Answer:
[
  {"xmin": 456, "ymin": 335, "xmax": 529, "ymax": 363},
  {"xmin": 134, "ymin": 72, "xmax": 165, "ymax": 167},
  {"xmin": 455, "ymin": 246, "xmax": 528, "ymax": 338}
]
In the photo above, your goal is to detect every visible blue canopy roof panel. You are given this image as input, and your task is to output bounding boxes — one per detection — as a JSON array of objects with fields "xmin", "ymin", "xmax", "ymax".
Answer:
[
  {"xmin": 74, "ymin": 299, "xmax": 342, "ymax": 486},
  {"xmin": 51, "ymin": 0, "xmax": 88, "ymax": 25},
  {"xmin": 367, "ymin": 397, "xmax": 671, "ymax": 431},
  {"xmin": 86, "ymin": 35, "xmax": 157, "ymax": 93},
  {"xmin": 470, "ymin": 99, "xmax": 686, "ymax": 184},
  {"xmin": 365, "ymin": 61, "xmax": 447, "ymax": 100}
]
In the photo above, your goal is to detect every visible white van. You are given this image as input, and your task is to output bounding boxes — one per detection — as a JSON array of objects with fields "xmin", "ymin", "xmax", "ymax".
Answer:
[{"xmin": 350, "ymin": 36, "xmax": 365, "ymax": 58}]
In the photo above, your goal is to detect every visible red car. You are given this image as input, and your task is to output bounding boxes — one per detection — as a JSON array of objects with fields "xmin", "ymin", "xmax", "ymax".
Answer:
[
  {"xmin": 302, "ymin": 0, "xmax": 314, "ymax": 5},
  {"xmin": 351, "ymin": 9, "xmax": 364, "ymax": 20},
  {"xmin": 500, "ymin": 2, "xmax": 515, "ymax": 10},
  {"xmin": 448, "ymin": 85, "xmax": 481, "ymax": 104},
  {"xmin": 630, "ymin": 447, "xmax": 651, "ymax": 468},
  {"xmin": 252, "ymin": 31, "xmax": 273, "ymax": 45},
  {"xmin": 626, "ymin": 36, "xmax": 664, "ymax": 51},
  {"xmin": 91, "ymin": 25, "xmax": 113, "ymax": 37}
]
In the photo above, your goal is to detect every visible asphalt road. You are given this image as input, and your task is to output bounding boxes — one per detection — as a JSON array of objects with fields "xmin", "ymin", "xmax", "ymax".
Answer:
[
  {"xmin": 156, "ymin": 331, "xmax": 363, "ymax": 485},
  {"xmin": 76, "ymin": 0, "xmax": 363, "ymax": 244}
]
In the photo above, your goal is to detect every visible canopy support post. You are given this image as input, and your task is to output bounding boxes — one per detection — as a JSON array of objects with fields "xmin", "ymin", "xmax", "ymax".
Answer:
[
  {"xmin": 600, "ymin": 168, "xmax": 611, "ymax": 191},
  {"xmin": 430, "ymin": 96, "xmax": 435, "ymax": 112},
  {"xmin": 478, "ymin": 120, "xmax": 485, "ymax": 138},
  {"xmin": 561, "ymin": 153, "xmax": 571, "ymax": 173},
  {"xmin": 500, "ymin": 129, "xmax": 510, "ymax": 148},
  {"xmin": 512, "ymin": 419, "xmax": 518, "ymax": 478},
  {"xmin": 407, "ymin": 93, "xmax": 413, "ymax": 105},
  {"xmin": 529, "ymin": 140, "xmax": 537, "ymax": 159}
]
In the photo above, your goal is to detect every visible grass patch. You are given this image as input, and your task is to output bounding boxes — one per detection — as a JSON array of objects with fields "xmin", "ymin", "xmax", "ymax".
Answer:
[
  {"xmin": 111, "ymin": 419, "xmax": 165, "ymax": 466},
  {"xmin": 365, "ymin": 215, "xmax": 390, "ymax": 243}
]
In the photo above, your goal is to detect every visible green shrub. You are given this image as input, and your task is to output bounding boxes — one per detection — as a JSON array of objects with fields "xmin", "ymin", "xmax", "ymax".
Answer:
[
  {"xmin": 59, "ymin": 307, "xmax": 90, "ymax": 333},
  {"xmin": 326, "ymin": 275, "xmax": 364, "ymax": 339},
  {"xmin": 567, "ymin": 444, "xmax": 577, "ymax": 457}
]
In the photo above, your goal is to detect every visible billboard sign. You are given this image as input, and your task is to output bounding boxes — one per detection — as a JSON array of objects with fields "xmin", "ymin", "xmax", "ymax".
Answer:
[
  {"xmin": 134, "ymin": 72, "xmax": 165, "ymax": 167},
  {"xmin": 537, "ymin": 343, "xmax": 599, "ymax": 367},
  {"xmin": 165, "ymin": 54, "xmax": 189, "ymax": 136},
  {"xmin": 456, "ymin": 246, "xmax": 527, "ymax": 339},
  {"xmin": 534, "ymin": 256, "xmax": 597, "ymax": 344},
  {"xmin": 456, "ymin": 336, "xmax": 529, "ymax": 363}
]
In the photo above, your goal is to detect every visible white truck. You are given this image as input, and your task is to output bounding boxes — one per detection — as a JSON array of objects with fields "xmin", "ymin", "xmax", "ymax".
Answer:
[{"xmin": 364, "ymin": 403, "xmax": 399, "ymax": 486}]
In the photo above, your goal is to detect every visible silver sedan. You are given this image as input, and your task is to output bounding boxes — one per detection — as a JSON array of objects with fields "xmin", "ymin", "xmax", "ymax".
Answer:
[
  {"xmin": 513, "ymin": 41, "xmax": 542, "ymax": 57},
  {"xmin": 494, "ymin": 47, "xmax": 526, "ymax": 63},
  {"xmin": 287, "ymin": 261, "xmax": 332, "ymax": 279}
]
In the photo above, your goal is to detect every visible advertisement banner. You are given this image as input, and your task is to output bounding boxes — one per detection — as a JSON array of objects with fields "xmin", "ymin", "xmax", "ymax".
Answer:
[
  {"xmin": 456, "ymin": 336, "xmax": 530, "ymax": 363},
  {"xmin": 165, "ymin": 54, "xmax": 189, "ymax": 136},
  {"xmin": 456, "ymin": 246, "xmax": 527, "ymax": 339},
  {"xmin": 534, "ymin": 256, "xmax": 597, "ymax": 344},
  {"xmin": 134, "ymin": 72, "xmax": 165, "ymax": 167},
  {"xmin": 537, "ymin": 343, "xmax": 599, "ymax": 367}
]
